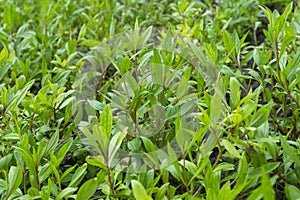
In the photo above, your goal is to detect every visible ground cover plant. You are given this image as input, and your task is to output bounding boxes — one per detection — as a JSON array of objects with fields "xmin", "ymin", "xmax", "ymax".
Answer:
[{"xmin": 0, "ymin": 0, "xmax": 300, "ymax": 199}]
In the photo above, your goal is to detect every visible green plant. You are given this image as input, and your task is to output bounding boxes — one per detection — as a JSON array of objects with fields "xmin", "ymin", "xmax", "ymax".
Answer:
[{"xmin": 0, "ymin": 1, "xmax": 299, "ymax": 200}]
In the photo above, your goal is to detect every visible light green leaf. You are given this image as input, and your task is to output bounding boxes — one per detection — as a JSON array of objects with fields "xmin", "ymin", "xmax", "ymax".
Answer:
[
  {"xmin": 230, "ymin": 77, "xmax": 240, "ymax": 109},
  {"xmin": 7, "ymin": 165, "xmax": 22, "ymax": 197},
  {"xmin": 108, "ymin": 130, "xmax": 127, "ymax": 166},
  {"xmin": 280, "ymin": 135, "xmax": 300, "ymax": 167},
  {"xmin": 15, "ymin": 147, "xmax": 35, "ymax": 177},
  {"xmin": 93, "ymin": 125, "xmax": 109, "ymax": 157},
  {"xmin": 68, "ymin": 164, "xmax": 87, "ymax": 187},
  {"xmin": 100, "ymin": 105, "xmax": 113, "ymax": 138},
  {"xmin": 249, "ymin": 108, "xmax": 270, "ymax": 128},
  {"xmin": 0, "ymin": 179, "xmax": 7, "ymax": 190},
  {"xmin": 131, "ymin": 180, "xmax": 152, "ymax": 200},
  {"xmin": 241, "ymin": 100, "xmax": 256, "ymax": 120},
  {"xmin": 86, "ymin": 156, "xmax": 107, "ymax": 170},
  {"xmin": 210, "ymin": 92, "xmax": 222, "ymax": 127},
  {"xmin": 55, "ymin": 187, "xmax": 77, "ymax": 200},
  {"xmin": 59, "ymin": 96, "xmax": 75, "ymax": 110},
  {"xmin": 0, "ymin": 153, "xmax": 13, "ymax": 169},
  {"xmin": 6, "ymin": 79, "xmax": 35, "ymax": 112},
  {"xmin": 222, "ymin": 30, "xmax": 236, "ymax": 58},
  {"xmin": 57, "ymin": 139, "xmax": 73, "ymax": 165},
  {"xmin": 77, "ymin": 179, "xmax": 98, "ymax": 200},
  {"xmin": 285, "ymin": 184, "xmax": 300, "ymax": 200},
  {"xmin": 120, "ymin": 56, "xmax": 131, "ymax": 75},
  {"xmin": 222, "ymin": 139, "xmax": 241, "ymax": 159},
  {"xmin": 87, "ymin": 99, "xmax": 105, "ymax": 111}
]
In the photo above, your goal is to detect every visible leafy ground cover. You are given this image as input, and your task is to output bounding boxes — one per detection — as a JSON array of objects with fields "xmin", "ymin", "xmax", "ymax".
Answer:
[{"xmin": 0, "ymin": 0, "xmax": 300, "ymax": 199}]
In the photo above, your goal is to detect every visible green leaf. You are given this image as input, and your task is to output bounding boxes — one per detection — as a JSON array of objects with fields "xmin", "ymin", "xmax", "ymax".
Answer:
[
  {"xmin": 108, "ymin": 130, "xmax": 127, "ymax": 166},
  {"xmin": 156, "ymin": 183, "xmax": 169, "ymax": 200},
  {"xmin": 77, "ymin": 179, "xmax": 98, "ymax": 200},
  {"xmin": 0, "ymin": 63, "xmax": 12, "ymax": 82},
  {"xmin": 151, "ymin": 51, "xmax": 164, "ymax": 85},
  {"xmin": 55, "ymin": 187, "xmax": 77, "ymax": 200},
  {"xmin": 210, "ymin": 93, "xmax": 222, "ymax": 127},
  {"xmin": 92, "ymin": 125, "xmax": 109, "ymax": 157},
  {"xmin": 86, "ymin": 156, "xmax": 107, "ymax": 170},
  {"xmin": 178, "ymin": 160, "xmax": 198, "ymax": 175},
  {"xmin": 229, "ymin": 77, "xmax": 240, "ymax": 109},
  {"xmin": 222, "ymin": 30, "xmax": 236, "ymax": 58},
  {"xmin": 285, "ymin": 184, "xmax": 300, "ymax": 200},
  {"xmin": 204, "ymin": 164, "xmax": 219, "ymax": 192},
  {"xmin": 280, "ymin": 135, "xmax": 300, "ymax": 167},
  {"xmin": 247, "ymin": 187, "xmax": 263, "ymax": 200},
  {"xmin": 78, "ymin": 24, "xmax": 87, "ymax": 40},
  {"xmin": 222, "ymin": 139, "xmax": 241, "ymax": 159},
  {"xmin": 277, "ymin": 2, "xmax": 293, "ymax": 36},
  {"xmin": 0, "ymin": 179, "xmax": 7, "ymax": 190},
  {"xmin": 261, "ymin": 167, "xmax": 275, "ymax": 200},
  {"xmin": 241, "ymin": 100, "xmax": 256, "ymax": 120},
  {"xmin": 128, "ymin": 138, "xmax": 142, "ymax": 152},
  {"xmin": 61, "ymin": 164, "xmax": 77, "ymax": 181},
  {"xmin": 0, "ymin": 153, "xmax": 13, "ymax": 169},
  {"xmin": 67, "ymin": 39, "xmax": 77, "ymax": 55},
  {"xmin": 285, "ymin": 51, "xmax": 300, "ymax": 81},
  {"xmin": 6, "ymin": 79, "xmax": 35, "ymax": 112},
  {"xmin": 176, "ymin": 76, "xmax": 189, "ymax": 99},
  {"xmin": 249, "ymin": 108, "xmax": 270, "ymax": 128},
  {"xmin": 7, "ymin": 165, "xmax": 23, "ymax": 197},
  {"xmin": 57, "ymin": 139, "xmax": 73, "ymax": 165},
  {"xmin": 204, "ymin": 42, "xmax": 217, "ymax": 64},
  {"xmin": 15, "ymin": 147, "xmax": 36, "ymax": 177},
  {"xmin": 37, "ymin": 139, "xmax": 47, "ymax": 163},
  {"xmin": 0, "ymin": 47, "xmax": 8, "ymax": 62},
  {"xmin": 248, "ymin": 162, "xmax": 280, "ymax": 179},
  {"xmin": 87, "ymin": 99, "xmax": 105, "ymax": 111},
  {"xmin": 3, "ymin": 3, "xmax": 16, "ymax": 32},
  {"xmin": 59, "ymin": 96, "xmax": 75, "ymax": 109},
  {"xmin": 100, "ymin": 105, "xmax": 113, "ymax": 138},
  {"xmin": 131, "ymin": 180, "xmax": 152, "ymax": 200},
  {"xmin": 28, "ymin": 187, "xmax": 40, "ymax": 197},
  {"xmin": 80, "ymin": 126, "xmax": 102, "ymax": 155},
  {"xmin": 124, "ymin": 72, "xmax": 139, "ymax": 96},
  {"xmin": 218, "ymin": 181, "xmax": 233, "ymax": 200},
  {"xmin": 79, "ymin": 39, "xmax": 101, "ymax": 47},
  {"xmin": 206, "ymin": 188, "xmax": 218, "ymax": 200},
  {"xmin": 46, "ymin": 130, "xmax": 59, "ymax": 155},
  {"xmin": 253, "ymin": 48, "xmax": 261, "ymax": 66},
  {"xmin": 120, "ymin": 56, "xmax": 131, "ymax": 75},
  {"xmin": 68, "ymin": 163, "xmax": 87, "ymax": 187},
  {"xmin": 38, "ymin": 163, "xmax": 52, "ymax": 184}
]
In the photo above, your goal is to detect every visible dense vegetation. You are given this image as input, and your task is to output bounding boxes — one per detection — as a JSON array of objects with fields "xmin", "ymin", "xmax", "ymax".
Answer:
[{"xmin": 0, "ymin": 0, "xmax": 300, "ymax": 199}]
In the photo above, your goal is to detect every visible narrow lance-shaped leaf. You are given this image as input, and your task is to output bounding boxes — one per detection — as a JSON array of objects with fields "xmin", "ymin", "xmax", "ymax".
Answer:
[
  {"xmin": 100, "ymin": 105, "xmax": 113, "ymax": 138},
  {"xmin": 68, "ymin": 164, "xmax": 87, "ymax": 187},
  {"xmin": 108, "ymin": 130, "xmax": 127, "ymax": 167},
  {"xmin": 6, "ymin": 79, "xmax": 35, "ymax": 112},
  {"xmin": 77, "ymin": 179, "xmax": 98, "ymax": 200},
  {"xmin": 131, "ymin": 180, "xmax": 152, "ymax": 200},
  {"xmin": 249, "ymin": 107, "xmax": 270, "ymax": 128},
  {"xmin": 222, "ymin": 139, "xmax": 241, "ymax": 159},
  {"xmin": 280, "ymin": 134, "xmax": 300, "ymax": 167},
  {"xmin": 7, "ymin": 165, "xmax": 22, "ymax": 197}
]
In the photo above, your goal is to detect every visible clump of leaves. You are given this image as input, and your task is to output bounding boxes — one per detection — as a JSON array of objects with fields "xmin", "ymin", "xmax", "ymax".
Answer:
[{"xmin": 0, "ymin": 0, "xmax": 300, "ymax": 200}]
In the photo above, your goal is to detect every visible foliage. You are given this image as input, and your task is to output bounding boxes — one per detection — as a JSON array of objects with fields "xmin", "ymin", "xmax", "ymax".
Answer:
[{"xmin": 0, "ymin": 0, "xmax": 299, "ymax": 200}]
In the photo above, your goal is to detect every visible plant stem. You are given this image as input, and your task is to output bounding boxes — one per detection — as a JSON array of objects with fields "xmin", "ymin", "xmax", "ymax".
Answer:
[
  {"xmin": 23, "ymin": 163, "xmax": 27, "ymax": 194},
  {"xmin": 183, "ymin": 154, "xmax": 189, "ymax": 193},
  {"xmin": 105, "ymin": 159, "xmax": 114, "ymax": 194},
  {"xmin": 35, "ymin": 165, "xmax": 40, "ymax": 190}
]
